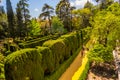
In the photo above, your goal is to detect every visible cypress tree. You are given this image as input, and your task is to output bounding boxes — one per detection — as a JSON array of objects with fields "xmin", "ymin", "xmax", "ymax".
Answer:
[
  {"xmin": 6, "ymin": 0, "xmax": 16, "ymax": 38},
  {"xmin": 16, "ymin": 1, "xmax": 24, "ymax": 37},
  {"xmin": 16, "ymin": 0, "xmax": 30, "ymax": 37}
]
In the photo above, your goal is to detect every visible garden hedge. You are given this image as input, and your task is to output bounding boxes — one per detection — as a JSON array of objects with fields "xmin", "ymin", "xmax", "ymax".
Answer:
[
  {"xmin": 19, "ymin": 34, "xmax": 59, "ymax": 48},
  {"xmin": 36, "ymin": 46, "xmax": 54, "ymax": 74},
  {"xmin": 4, "ymin": 48, "xmax": 44, "ymax": 80},
  {"xmin": 43, "ymin": 39, "xmax": 66, "ymax": 69},
  {"xmin": 59, "ymin": 31, "xmax": 81, "ymax": 55},
  {"xmin": 4, "ymin": 31, "xmax": 87, "ymax": 80}
]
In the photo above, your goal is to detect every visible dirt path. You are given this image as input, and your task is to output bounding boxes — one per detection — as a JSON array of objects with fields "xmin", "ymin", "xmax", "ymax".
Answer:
[{"xmin": 59, "ymin": 51, "xmax": 83, "ymax": 80}]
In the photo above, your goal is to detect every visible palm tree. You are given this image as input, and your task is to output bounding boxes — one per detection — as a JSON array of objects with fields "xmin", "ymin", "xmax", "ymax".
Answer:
[{"xmin": 39, "ymin": 3, "xmax": 54, "ymax": 34}]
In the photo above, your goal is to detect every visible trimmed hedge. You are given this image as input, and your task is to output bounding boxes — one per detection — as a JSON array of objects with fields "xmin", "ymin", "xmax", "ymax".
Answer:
[
  {"xmin": 43, "ymin": 39, "xmax": 66, "ymax": 69},
  {"xmin": 36, "ymin": 46, "xmax": 54, "ymax": 74},
  {"xmin": 0, "ymin": 63, "xmax": 5, "ymax": 79},
  {"xmin": 19, "ymin": 34, "xmax": 59, "ymax": 48},
  {"xmin": 59, "ymin": 31, "xmax": 81, "ymax": 55},
  {"xmin": 4, "ymin": 31, "xmax": 88, "ymax": 80},
  {"xmin": 45, "ymin": 47, "xmax": 82, "ymax": 80},
  {"xmin": 4, "ymin": 48, "xmax": 44, "ymax": 80}
]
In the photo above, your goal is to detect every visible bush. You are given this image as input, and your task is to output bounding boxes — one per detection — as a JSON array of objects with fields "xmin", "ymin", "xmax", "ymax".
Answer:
[
  {"xmin": 88, "ymin": 43, "xmax": 113, "ymax": 64},
  {"xmin": 51, "ymin": 17, "xmax": 66, "ymax": 34},
  {"xmin": 4, "ymin": 31, "xmax": 86, "ymax": 80},
  {"xmin": 36, "ymin": 46, "xmax": 54, "ymax": 74},
  {"xmin": 0, "ymin": 63, "xmax": 5, "ymax": 79},
  {"xmin": 4, "ymin": 48, "xmax": 44, "ymax": 80},
  {"xmin": 19, "ymin": 34, "xmax": 59, "ymax": 48},
  {"xmin": 43, "ymin": 39, "xmax": 66, "ymax": 69},
  {"xmin": 0, "ymin": 53, "xmax": 4, "ymax": 63},
  {"xmin": 60, "ymin": 32, "xmax": 79, "ymax": 55},
  {"xmin": 45, "ymin": 46, "xmax": 82, "ymax": 80}
]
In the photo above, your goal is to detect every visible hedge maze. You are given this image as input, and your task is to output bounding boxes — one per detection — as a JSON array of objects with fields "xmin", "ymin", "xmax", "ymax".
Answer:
[{"xmin": 4, "ymin": 31, "xmax": 85, "ymax": 80}]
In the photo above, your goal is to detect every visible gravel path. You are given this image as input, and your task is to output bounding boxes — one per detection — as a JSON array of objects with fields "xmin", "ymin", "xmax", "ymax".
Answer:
[{"xmin": 59, "ymin": 51, "xmax": 83, "ymax": 80}]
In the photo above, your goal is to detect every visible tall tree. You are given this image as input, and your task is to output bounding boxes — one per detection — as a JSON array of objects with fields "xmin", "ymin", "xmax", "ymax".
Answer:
[
  {"xmin": 0, "ymin": 12, "xmax": 7, "ymax": 39},
  {"xmin": 0, "ymin": 6, "xmax": 5, "ymax": 14},
  {"xmin": 29, "ymin": 18, "xmax": 41, "ymax": 36},
  {"xmin": 70, "ymin": 6, "xmax": 76, "ymax": 31},
  {"xmin": 6, "ymin": 0, "xmax": 16, "ymax": 38},
  {"xmin": 99, "ymin": 0, "xmax": 114, "ymax": 10},
  {"xmin": 56, "ymin": 0, "xmax": 71, "ymax": 31},
  {"xmin": 16, "ymin": 0, "xmax": 30, "ymax": 37},
  {"xmin": 39, "ymin": 3, "xmax": 54, "ymax": 34},
  {"xmin": 16, "ymin": 2, "xmax": 23, "ymax": 37},
  {"xmin": 84, "ymin": 0, "xmax": 93, "ymax": 10}
]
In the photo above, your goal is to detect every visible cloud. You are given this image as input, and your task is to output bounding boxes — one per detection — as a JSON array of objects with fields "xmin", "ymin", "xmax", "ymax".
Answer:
[
  {"xmin": 70, "ymin": 0, "xmax": 96, "ymax": 8},
  {"xmin": 70, "ymin": 2, "xmax": 75, "ymax": 6},
  {"xmin": 34, "ymin": 8, "xmax": 39, "ymax": 12}
]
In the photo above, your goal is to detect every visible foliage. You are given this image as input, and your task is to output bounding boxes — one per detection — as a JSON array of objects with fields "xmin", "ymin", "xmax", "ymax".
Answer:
[
  {"xmin": 19, "ymin": 34, "xmax": 59, "ymax": 48},
  {"xmin": 82, "ymin": 27, "xmax": 92, "ymax": 40},
  {"xmin": 88, "ymin": 43, "xmax": 113, "ymax": 64},
  {"xmin": 107, "ymin": 2, "xmax": 120, "ymax": 16},
  {"xmin": 71, "ymin": 15, "xmax": 82, "ymax": 30},
  {"xmin": 90, "ymin": 9, "xmax": 120, "ymax": 46},
  {"xmin": 43, "ymin": 39, "xmax": 66, "ymax": 69},
  {"xmin": 39, "ymin": 3, "xmax": 54, "ymax": 34},
  {"xmin": 5, "ymin": 48, "xmax": 44, "ymax": 80},
  {"xmin": 5, "ymin": 31, "xmax": 83, "ymax": 80},
  {"xmin": 72, "ymin": 8, "xmax": 92, "ymax": 29},
  {"xmin": 56, "ymin": 0, "xmax": 71, "ymax": 31},
  {"xmin": 36, "ymin": 47, "xmax": 54, "ymax": 74},
  {"xmin": 51, "ymin": 17, "xmax": 66, "ymax": 34},
  {"xmin": 16, "ymin": 0, "xmax": 31, "ymax": 37},
  {"xmin": 0, "ymin": 53, "xmax": 4, "ymax": 63},
  {"xmin": 60, "ymin": 32, "xmax": 79, "ymax": 55},
  {"xmin": 29, "ymin": 18, "xmax": 41, "ymax": 36},
  {"xmin": 99, "ymin": 0, "xmax": 114, "ymax": 10},
  {"xmin": 45, "ymin": 46, "xmax": 82, "ymax": 80},
  {"xmin": 84, "ymin": 1, "xmax": 94, "ymax": 10},
  {"xmin": 6, "ymin": 0, "xmax": 16, "ymax": 38},
  {"xmin": 0, "ymin": 63, "xmax": 5, "ymax": 79}
]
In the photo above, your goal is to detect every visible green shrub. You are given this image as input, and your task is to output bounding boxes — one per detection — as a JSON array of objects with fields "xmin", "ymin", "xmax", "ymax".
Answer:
[
  {"xmin": 4, "ymin": 31, "xmax": 86, "ymax": 80},
  {"xmin": 19, "ymin": 34, "xmax": 59, "ymax": 48},
  {"xmin": 0, "ymin": 53, "xmax": 4, "ymax": 63},
  {"xmin": 4, "ymin": 48, "xmax": 44, "ymax": 80},
  {"xmin": 45, "ymin": 46, "xmax": 82, "ymax": 80},
  {"xmin": 0, "ymin": 63, "xmax": 5, "ymax": 79},
  {"xmin": 88, "ymin": 43, "xmax": 113, "ymax": 64},
  {"xmin": 60, "ymin": 32, "xmax": 79, "ymax": 55},
  {"xmin": 36, "ymin": 46, "xmax": 54, "ymax": 74},
  {"xmin": 43, "ymin": 39, "xmax": 66, "ymax": 69}
]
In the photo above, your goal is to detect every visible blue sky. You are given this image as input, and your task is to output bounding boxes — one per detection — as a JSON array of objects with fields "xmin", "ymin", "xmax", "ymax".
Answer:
[{"xmin": 0, "ymin": 0, "xmax": 97, "ymax": 18}]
